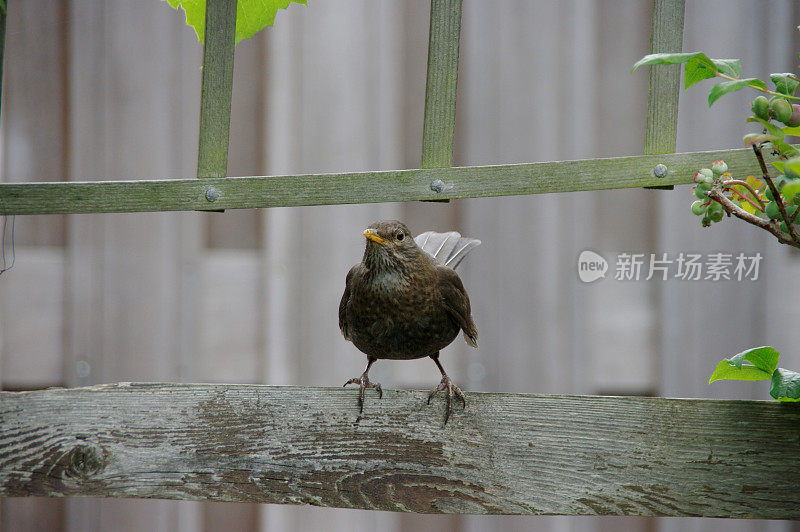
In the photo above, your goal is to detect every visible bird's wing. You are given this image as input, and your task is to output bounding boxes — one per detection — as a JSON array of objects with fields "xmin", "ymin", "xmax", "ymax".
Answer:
[
  {"xmin": 415, "ymin": 231, "xmax": 481, "ymax": 270},
  {"xmin": 339, "ymin": 266, "xmax": 358, "ymax": 340},
  {"xmin": 437, "ymin": 266, "xmax": 478, "ymax": 347}
]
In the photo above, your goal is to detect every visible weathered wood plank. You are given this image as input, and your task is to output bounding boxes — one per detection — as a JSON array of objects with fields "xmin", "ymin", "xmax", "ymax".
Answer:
[
  {"xmin": 1, "ymin": 383, "xmax": 798, "ymax": 518},
  {"xmin": 197, "ymin": 0, "xmax": 236, "ymax": 179},
  {"xmin": 0, "ymin": 147, "xmax": 776, "ymax": 215},
  {"xmin": 420, "ymin": 0, "xmax": 462, "ymax": 169}
]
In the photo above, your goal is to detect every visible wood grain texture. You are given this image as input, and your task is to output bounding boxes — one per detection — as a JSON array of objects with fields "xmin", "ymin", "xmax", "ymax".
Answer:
[
  {"xmin": 0, "ymin": 148, "xmax": 776, "ymax": 215},
  {"xmin": 643, "ymin": 0, "xmax": 685, "ymax": 191},
  {"xmin": 644, "ymin": 0, "xmax": 685, "ymax": 155},
  {"xmin": 420, "ymin": 0, "xmax": 462, "ymax": 168},
  {"xmin": 1, "ymin": 383, "xmax": 798, "ymax": 518},
  {"xmin": 197, "ymin": 0, "xmax": 236, "ymax": 179}
]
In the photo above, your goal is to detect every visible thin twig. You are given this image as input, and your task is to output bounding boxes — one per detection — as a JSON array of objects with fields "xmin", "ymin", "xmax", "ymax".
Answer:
[
  {"xmin": 707, "ymin": 188, "xmax": 800, "ymax": 249},
  {"xmin": 752, "ymin": 145, "xmax": 800, "ymax": 244}
]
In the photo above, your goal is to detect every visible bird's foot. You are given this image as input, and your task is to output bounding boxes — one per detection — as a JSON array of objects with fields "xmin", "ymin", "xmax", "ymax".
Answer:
[
  {"xmin": 427, "ymin": 374, "xmax": 466, "ymax": 425},
  {"xmin": 343, "ymin": 373, "xmax": 383, "ymax": 412}
]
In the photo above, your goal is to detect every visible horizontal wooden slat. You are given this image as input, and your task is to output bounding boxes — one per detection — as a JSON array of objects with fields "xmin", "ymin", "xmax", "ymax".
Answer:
[
  {"xmin": 1, "ymin": 383, "xmax": 798, "ymax": 518},
  {"xmin": 0, "ymin": 148, "xmax": 774, "ymax": 215}
]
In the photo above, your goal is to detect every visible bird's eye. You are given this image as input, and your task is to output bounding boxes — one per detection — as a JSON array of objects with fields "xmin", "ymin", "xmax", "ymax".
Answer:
[{"xmin": 396, "ymin": 231, "xmax": 405, "ymax": 241}]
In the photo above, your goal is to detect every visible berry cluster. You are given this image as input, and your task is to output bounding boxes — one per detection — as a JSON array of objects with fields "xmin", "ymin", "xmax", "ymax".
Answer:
[
  {"xmin": 690, "ymin": 157, "xmax": 800, "ymax": 235},
  {"xmin": 690, "ymin": 162, "xmax": 729, "ymax": 227},
  {"xmin": 750, "ymin": 95, "xmax": 800, "ymax": 127}
]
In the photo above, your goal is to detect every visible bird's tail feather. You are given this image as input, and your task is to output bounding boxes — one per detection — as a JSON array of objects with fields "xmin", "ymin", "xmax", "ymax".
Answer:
[{"xmin": 414, "ymin": 231, "xmax": 481, "ymax": 270}]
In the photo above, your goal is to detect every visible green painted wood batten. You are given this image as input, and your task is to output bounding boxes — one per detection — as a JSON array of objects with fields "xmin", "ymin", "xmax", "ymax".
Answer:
[
  {"xmin": 196, "ymin": 0, "xmax": 237, "ymax": 179},
  {"xmin": 0, "ymin": 148, "xmax": 774, "ymax": 215},
  {"xmin": 1, "ymin": 383, "xmax": 799, "ymax": 517},
  {"xmin": 420, "ymin": 0, "xmax": 462, "ymax": 169},
  {"xmin": 643, "ymin": 0, "xmax": 686, "ymax": 190},
  {"xmin": 0, "ymin": 0, "xmax": 7, "ymax": 126}
]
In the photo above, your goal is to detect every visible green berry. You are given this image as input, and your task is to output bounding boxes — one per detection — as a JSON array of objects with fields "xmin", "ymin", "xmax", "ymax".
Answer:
[
  {"xmin": 709, "ymin": 210, "xmax": 724, "ymax": 223},
  {"xmin": 772, "ymin": 98, "xmax": 793, "ymax": 124},
  {"xmin": 694, "ymin": 182, "xmax": 712, "ymax": 199},
  {"xmin": 708, "ymin": 201, "xmax": 723, "ymax": 214},
  {"xmin": 698, "ymin": 168, "xmax": 714, "ymax": 180},
  {"xmin": 752, "ymin": 96, "xmax": 770, "ymax": 120},
  {"xmin": 766, "ymin": 201, "xmax": 781, "ymax": 220},
  {"xmin": 701, "ymin": 215, "xmax": 711, "ymax": 227},
  {"xmin": 711, "ymin": 161, "xmax": 728, "ymax": 175},
  {"xmin": 691, "ymin": 200, "xmax": 707, "ymax": 216}
]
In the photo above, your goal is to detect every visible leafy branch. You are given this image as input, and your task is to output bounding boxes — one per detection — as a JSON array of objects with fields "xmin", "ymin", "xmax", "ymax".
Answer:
[
  {"xmin": 632, "ymin": 52, "xmax": 800, "ymax": 106},
  {"xmin": 709, "ymin": 346, "xmax": 800, "ymax": 401}
]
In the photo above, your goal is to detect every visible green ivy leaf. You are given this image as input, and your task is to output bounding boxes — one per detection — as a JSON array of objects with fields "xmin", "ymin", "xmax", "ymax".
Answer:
[
  {"xmin": 708, "ymin": 359, "xmax": 772, "ymax": 384},
  {"xmin": 770, "ymin": 73, "xmax": 800, "ymax": 96},
  {"xmin": 770, "ymin": 367, "xmax": 800, "ymax": 401},
  {"xmin": 631, "ymin": 52, "xmax": 714, "ymax": 73},
  {"xmin": 726, "ymin": 346, "xmax": 780, "ymax": 373},
  {"xmin": 163, "ymin": 0, "xmax": 307, "ymax": 43},
  {"xmin": 709, "ymin": 78, "xmax": 767, "ymax": 106}
]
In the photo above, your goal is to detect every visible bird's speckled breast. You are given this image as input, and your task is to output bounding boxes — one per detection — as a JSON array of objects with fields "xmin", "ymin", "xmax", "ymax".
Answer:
[{"xmin": 346, "ymin": 269, "xmax": 459, "ymax": 360}]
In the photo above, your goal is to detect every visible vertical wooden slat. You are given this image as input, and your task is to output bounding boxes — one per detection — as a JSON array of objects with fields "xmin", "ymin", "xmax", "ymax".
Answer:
[
  {"xmin": 643, "ymin": 0, "xmax": 685, "ymax": 191},
  {"xmin": 0, "ymin": 0, "xmax": 7, "ymax": 124},
  {"xmin": 420, "ymin": 0, "xmax": 462, "ymax": 169},
  {"xmin": 197, "ymin": 0, "xmax": 237, "ymax": 179},
  {"xmin": 644, "ymin": 0, "xmax": 685, "ymax": 155}
]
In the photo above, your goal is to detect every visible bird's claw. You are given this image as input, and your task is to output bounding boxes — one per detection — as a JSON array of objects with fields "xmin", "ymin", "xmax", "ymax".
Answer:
[
  {"xmin": 427, "ymin": 375, "xmax": 466, "ymax": 424},
  {"xmin": 343, "ymin": 373, "xmax": 382, "ymax": 412}
]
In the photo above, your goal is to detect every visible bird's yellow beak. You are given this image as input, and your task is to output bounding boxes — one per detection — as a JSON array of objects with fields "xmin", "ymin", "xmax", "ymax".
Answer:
[{"xmin": 363, "ymin": 228, "xmax": 387, "ymax": 245}]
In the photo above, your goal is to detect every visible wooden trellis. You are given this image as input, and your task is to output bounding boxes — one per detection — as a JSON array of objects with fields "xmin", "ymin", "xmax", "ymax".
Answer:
[{"xmin": 1, "ymin": 0, "xmax": 797, "ymax": 519}]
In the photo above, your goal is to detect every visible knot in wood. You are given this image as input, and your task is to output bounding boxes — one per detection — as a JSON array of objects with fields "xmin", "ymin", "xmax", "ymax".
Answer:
[{"xmin": 66, "ymin": 444, "xmax": 105, "ymax": 479}]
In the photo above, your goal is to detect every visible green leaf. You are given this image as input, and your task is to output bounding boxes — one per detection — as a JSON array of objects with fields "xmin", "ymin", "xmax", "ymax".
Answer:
[
  {"xmin": 770, "ymin": 73, "xmax": 800, "ymax": 96},
  {"xmin": 684, "ymin": 56, "xmax": 719, "ymax": 89},
  {"xmin": 773, "ymin": 140, "xmax": 800, "ymax": 158},
  {"xmin": 632, "ymin": 52, "xmax": 713, "ymax": 73},
  {"xmin": 781, "ymin": 180, "xmax": 800, "ymax": 202},
  {"xmin": 708, "ymin": 78, "xmax": 767, "ymax": 106},
  {"xmin": 769, "ymin": 367, "xmax": 800, "ymax": 400},
  {"xmin": 726, "ymin": 346, "xmax": 780, "ymax": 373},
  {"xmin": 773, "ymin": 161, "xmax": 786, "ymax": 173},
  {"xmin": 747, "ymin": 116, "xmax": 786, "ymax": 140},
  {"xmin": 708, "ymin": 359, "xmax": 772, "ymax": 383},
  {"xmin": 782, "ymin": 125, "xmax": 800, "ymax": 136},
  {"xmin": 711, "ymin": 58, "xmax": 741, "ymax": 78},
  {"xmin": 163, "ymin": 0, "xmax": 307, "ymax": 43}
]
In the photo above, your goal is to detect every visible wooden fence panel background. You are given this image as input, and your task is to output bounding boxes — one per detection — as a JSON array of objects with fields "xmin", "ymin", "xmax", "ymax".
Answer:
[{"xmin": 1, "ymin": 1, "xmax": 799, "ymax": 531}]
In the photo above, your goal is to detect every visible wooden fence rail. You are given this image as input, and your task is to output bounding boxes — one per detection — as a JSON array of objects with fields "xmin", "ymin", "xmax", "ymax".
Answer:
[
  {"xmin": 0, "ymin": 148, "xmax": 774, "ymax": 215},
  {"xmin": 1, "ymin": 383, "xmax": 798, "ymax": 518}
]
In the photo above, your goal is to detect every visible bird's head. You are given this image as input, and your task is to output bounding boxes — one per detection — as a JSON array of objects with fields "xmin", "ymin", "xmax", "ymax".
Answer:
[{"xmin": 361, "ymin": 220, "xmax": 428, "ymax": 273}]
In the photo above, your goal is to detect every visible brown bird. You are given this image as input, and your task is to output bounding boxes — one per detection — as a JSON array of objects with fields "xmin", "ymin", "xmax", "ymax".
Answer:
[{"xmin": 339, "ymin": 220, "xmax": 480, "ymax": 423}]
